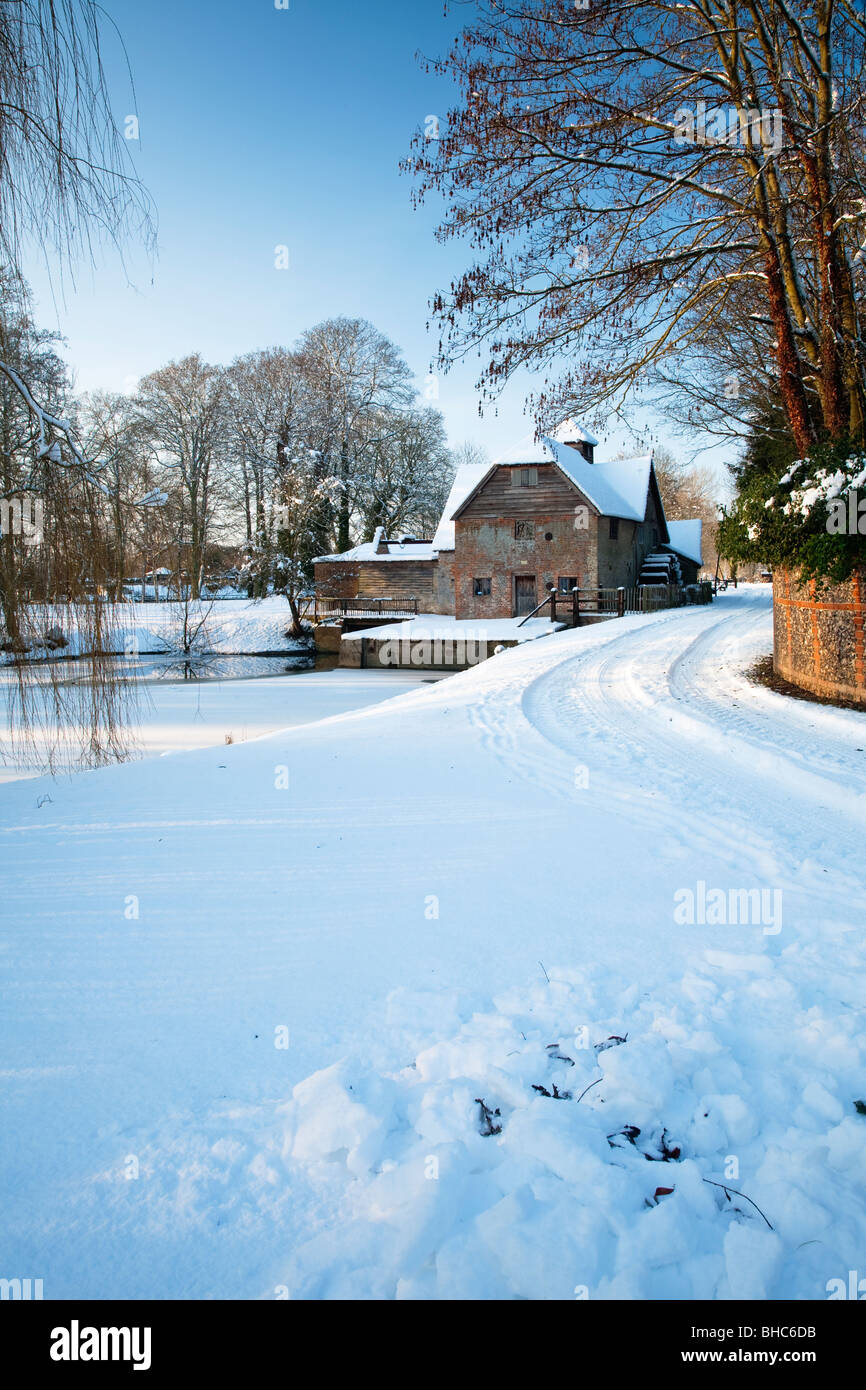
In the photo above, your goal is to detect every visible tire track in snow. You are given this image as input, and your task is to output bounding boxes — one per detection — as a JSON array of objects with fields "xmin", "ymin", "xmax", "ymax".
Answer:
[
  {"xmin": 465, "ymin": 607, "xmax": 695, "ymax": 806},
  {"xmin": 465, "ymin": 592, "xmax": 864, "ymax": 920},
  {"xmin": 516, "ymin": 593, "xmax": 864, "ymax": 912}
]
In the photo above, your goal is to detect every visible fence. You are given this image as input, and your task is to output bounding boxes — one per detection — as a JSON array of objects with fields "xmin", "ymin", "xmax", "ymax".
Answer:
[
  {"xmin": 522, "ymin": 584, "xmax": 683, "ymax": 627},
  {"xmin": 303, "ymin": 596, "xmax": 419, "ymax": 621},
  {"xmin": 621, "ymin": 585, "xmax": 678, "ymax": 614}
]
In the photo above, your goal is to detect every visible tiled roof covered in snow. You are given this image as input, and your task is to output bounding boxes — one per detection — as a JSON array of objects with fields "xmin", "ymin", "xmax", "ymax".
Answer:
[
  {"xmin": 457, "ymin": 439, "xmax": 660, "ymax": 527},
  {"xmin": 313, "ymin": 535, "xmax": 436, "ymax": 564},
  {"xmin": 314, "ymin": 427, "xmax": 692, "ymax": 565},
  {"xmin": 542, "ymin": 438, "xmax": 656, "ymax": 523},
  {"xmin": 665, "ymin": 519, "xmax": 704, "ymax": 567}
]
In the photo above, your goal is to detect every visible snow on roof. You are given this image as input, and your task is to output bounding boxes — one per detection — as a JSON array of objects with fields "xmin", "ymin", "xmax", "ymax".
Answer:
[
  {"xmin": 318, "ymin": 438, "xmax": 667, "ymax": 565},
  {"xmin": 542, "ymin": 438, "xmax": 656, "ymax": 522},
  {"xmin": 431, "ymin": 461, "xmax": 492, "ymax": 552},
  {"xmin": 492, "ymin": 420, "xmax": 598, "ymax": 463},
  {"xmin": 551, "ymin": 418, "xmax": 599, "ymax": 447},
  {"xmin": 313, "ymin": 539, "xmax": 437, "ymax": 564},
  {"xmin": 493, "ymin": 431, "xmax": 554, "ymax": 464},
  {"xmin": 665, "ymin": 519, "xmax": 703, "ymax": 566}
]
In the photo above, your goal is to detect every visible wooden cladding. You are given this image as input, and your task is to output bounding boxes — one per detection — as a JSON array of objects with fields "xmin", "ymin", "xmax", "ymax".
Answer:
[
  {"xmin": 460, "ymin": 464, "xmax": 590, "ymax": 520},
  {"xmin": 316, "ymin": 559, "xmax": 435, "ymax": 603}
]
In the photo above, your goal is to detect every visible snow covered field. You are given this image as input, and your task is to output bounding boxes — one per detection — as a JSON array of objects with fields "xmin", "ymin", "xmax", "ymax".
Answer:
[
  {"xmin": 9, "ymin": 597, "xmax": 306, "ymax": 659},
  {"xmin": 113, "ymin": 597, "xmax": 305, "ymax": 655},
  {"xmin": 1, "ymin": 586, "xmax": 864, "ymax": 1300}
]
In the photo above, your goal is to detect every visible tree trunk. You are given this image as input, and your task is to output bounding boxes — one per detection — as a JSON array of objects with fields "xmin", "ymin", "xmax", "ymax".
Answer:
[
  {"xmin": 338, "ymin": 437, "xmax": 351, "ymax": 553},
  {"xmin": 763, "ymin": 249, "xmax": 816, "ymax": 456}
]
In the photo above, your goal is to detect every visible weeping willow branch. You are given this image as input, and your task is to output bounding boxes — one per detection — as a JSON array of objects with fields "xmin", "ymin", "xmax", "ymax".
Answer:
[
  {"xmin": 0, "ymin": 0, "xmax": 156, "ymax": 775},
  {"xmin": 0, "ymin": 0, "xmax": 156, "ymax": 278},
  {"xmin": 0, "ymin": 363, "xmax": 147, "ymax": 775}
]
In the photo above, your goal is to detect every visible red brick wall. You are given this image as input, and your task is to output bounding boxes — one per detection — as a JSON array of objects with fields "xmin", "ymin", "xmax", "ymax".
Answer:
[
  {"xmin": 432, "ymin": 552, "xmax": 455, "ymax": 615},
  {"xmin": 773, "ymin": 568, "xmax": 866, "ymax": 704},
  {"xmin": 452, "ymin": 515, "xmax": 598, "ymax": 620}
]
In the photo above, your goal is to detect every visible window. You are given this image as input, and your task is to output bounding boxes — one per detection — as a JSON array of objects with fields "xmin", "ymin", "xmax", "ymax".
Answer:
[
  {"xmin": 558, "ymin": 577, "xmax": 578, "ymax": 594},
  {"xmin": 609, "ymin": 518, "xmax": 620, "ymax": 540},
  {"xmin": 514, "ymin": 520, "xmax": 534, "ymax": 540},
  {"xmin": 473, "ymin": 577, "xmax": 491, "ymax": 597},
  {"xmin": 515, "ymin": 467, "xmax": 538, "ymax": 488}
]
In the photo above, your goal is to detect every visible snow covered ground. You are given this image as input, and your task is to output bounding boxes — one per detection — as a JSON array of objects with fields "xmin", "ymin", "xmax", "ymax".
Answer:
[
  {"xmin": 1, "ymin": 585, "xmax": 864, "ymax": 1300},
  {"xmin": 114, "ymin": 597, "xmax": 306, "ymax": 654},
  {"xmin": 340, "ymin": 614, "xmax": 564, "ymax": 644},
  {"xmin": 8, "ymin": 597, "xmax": 306, "ymax": 658}
]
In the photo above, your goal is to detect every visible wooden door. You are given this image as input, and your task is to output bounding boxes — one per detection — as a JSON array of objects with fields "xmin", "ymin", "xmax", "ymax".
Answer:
[{"xmin": 514, "ymin": 574, "xmax": 536, "ymax": 617}]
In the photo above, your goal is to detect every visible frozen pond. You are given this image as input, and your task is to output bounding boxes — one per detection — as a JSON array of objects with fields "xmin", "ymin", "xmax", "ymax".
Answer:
[
  {"xmin": 0, "ymin": 651, "xmax": 335, "ymax": 686},
  {"xmin": 0, "ymin": 662, "xmax": 444, "ymax": 783}
]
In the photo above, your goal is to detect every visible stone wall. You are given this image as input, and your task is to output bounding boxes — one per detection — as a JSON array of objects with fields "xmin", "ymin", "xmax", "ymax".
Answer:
[
  {"xmin": 432, "ymin": 552, "xmax": 456, "ymax": 615},
  {"xmin": 596, "ymin": 516, "xmax": 641, "ymax": 589},
  {"xmin": 340, "ymin": 633, "xmax": 514, "ymax": 670},
  {"xmin": 773, "ymin": 568, "xmax": 866, "ymax": 704}
]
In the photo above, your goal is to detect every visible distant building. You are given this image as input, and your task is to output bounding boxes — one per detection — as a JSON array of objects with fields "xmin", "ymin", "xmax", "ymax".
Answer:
[{"xmin": 313, "ymin": 423, "xmax": 704, "ymax": 621}]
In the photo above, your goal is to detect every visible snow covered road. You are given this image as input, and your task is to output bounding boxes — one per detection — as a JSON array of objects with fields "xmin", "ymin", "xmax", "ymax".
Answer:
[{"xmin": 1, "ymin": 586, "xmax": 864, "ymax": 1299}]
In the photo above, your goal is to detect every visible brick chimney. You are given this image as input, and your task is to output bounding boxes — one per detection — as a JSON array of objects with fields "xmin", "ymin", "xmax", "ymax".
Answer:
[
  {"xmin": 562, "ymin": 438, "xmax": 594, "ymax": 463},
  {"xmin": 556, "ymin": 419, "xmax": 597, "ymax": 463}
]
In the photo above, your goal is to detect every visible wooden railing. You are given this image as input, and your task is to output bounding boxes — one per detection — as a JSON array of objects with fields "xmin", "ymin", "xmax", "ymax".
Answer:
[
  {"xmin": 308, "ymin": 585, "xmax": 685, "ymax": 628},
  {"xmin": 623, "ymin": 584, "xmax": 680, "ymax": 614},
  {"xmin": 520, "ymin": 584, "xmax": 683, "ymax": 626},
  {"xmin": 304, "ymin": 596, "xmax": 419, "ymax": 621}
]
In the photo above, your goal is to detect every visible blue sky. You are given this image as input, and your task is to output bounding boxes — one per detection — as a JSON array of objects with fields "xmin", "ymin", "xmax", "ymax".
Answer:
[{"xmin": 22, "ymin": 0, "xmax": 733, "ymax": 481}]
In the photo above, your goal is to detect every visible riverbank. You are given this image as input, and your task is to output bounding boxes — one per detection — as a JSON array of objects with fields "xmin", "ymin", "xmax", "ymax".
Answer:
[
  {"xmin": 2, "ymin": 597, "xmax": 310, "ymax": 660},
  {"xmin": 0, "ymin": 665, "xmax": 444, "ymax": 783}
]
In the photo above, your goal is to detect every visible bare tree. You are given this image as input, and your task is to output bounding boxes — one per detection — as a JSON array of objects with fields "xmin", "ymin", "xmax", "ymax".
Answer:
[
  {"xmin": 652, "ymin": 446, "xmax": 719, "ymax": 524},
  {"xmin": 76, "ymin": 390, "xmax": 154, "ymax": 596},
  {"xmin": 0, "ymin": 0, "xmax": 154, "ymax": 276},
  {"xmin": 407, "ymin": 1, "xmax": 866, "ymax": 454},
  {"xmin": 135, "ymin": 356, "xmax": 227, "ymax": 599},
  {"xmin": 241, "ymin": 454, "xmax": 341, "ymax": 637},
  {"xmin": 223, "ymin": 347, "xmax": 309, "ymax": 580},
  {"xmin": 298, "ymin": 318, "xmax": 416, "ymax": 552},
  {"xmin": 355, "ymin": 407, "xmax": 453, "ymax": 540},
  {"xmin": 450, "ymin": 441, "xmax": 491, "ymax": 472}
]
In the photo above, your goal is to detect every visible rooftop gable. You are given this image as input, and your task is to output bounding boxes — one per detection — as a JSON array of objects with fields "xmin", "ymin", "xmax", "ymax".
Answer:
[
  {"xmin": 451, "ymin": 441, "xmax": 662, "ymax": 529},
  {"xmin": 427, "ymin": 429, "xmax": 674, "ymax": 551},
  {"xmin": 431, "ymin": 461, "xmax": 492, "ymax": 552},
  {"xmin": 450, "ymin": 442, "xmax": 667, "ymax": 528}
]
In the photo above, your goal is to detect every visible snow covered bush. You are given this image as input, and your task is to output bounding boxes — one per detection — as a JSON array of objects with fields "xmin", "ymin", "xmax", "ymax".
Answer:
[{"xmin": 719, "ymin": 440, "xmax": 866, "ymax": 585}]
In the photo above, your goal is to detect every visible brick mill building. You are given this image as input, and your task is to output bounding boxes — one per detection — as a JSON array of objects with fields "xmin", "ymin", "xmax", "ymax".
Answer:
[{"xmin": 313, "ymin": 424, "xmax": 703, "ymax": 620}]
